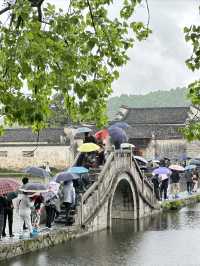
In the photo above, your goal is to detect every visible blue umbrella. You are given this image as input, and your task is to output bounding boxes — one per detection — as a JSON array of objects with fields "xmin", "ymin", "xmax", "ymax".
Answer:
[
  {"xmin": 152, "ymin": 167, "xmax": 171, "ymax": 175},
  {"xmin": 75, "ymin": 127, "xmax": 92, "ymax": 134},
  {"xmin": 67, "ymin": 166, "xmax": 89, "ymax": 174},
  {"xmin": 110, "ymin": 122, "xmax": 129, "ymax": 129},
  {"xmin": 108, "ymin": 126, "xmax": 128, "ymax": 144},
  {"xmin": 54, "ymin": 172, "xmax": 80, "ymax": 183},
  {"xmin": 189, "ymin": 159, "xmax": 200, "ymax": 166},
  {"xmin": 23, "ymin": 166, "xmax": 50, "ymax": 178},
  {"xmin": 185, "ymin": 164, "xmax": 197, "ymax": 171}
]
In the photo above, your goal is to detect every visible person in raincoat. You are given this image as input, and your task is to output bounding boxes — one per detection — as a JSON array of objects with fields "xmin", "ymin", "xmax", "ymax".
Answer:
[
  {"xmin": 63, "ymin": 180, "xmax": 76, "ymax": 225},
  {"xmin": 17, "ymin": 192, "xmax": 34, "ymax": 239},
  {"xmin": 44, "ymin": 192, "xmax": 58, "ymax": 229}
]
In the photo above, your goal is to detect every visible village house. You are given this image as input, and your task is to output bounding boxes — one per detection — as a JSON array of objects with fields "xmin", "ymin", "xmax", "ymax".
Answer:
[
  {"xmin": 0, "ymin": 128, "xmax": 71, "ymax": 170},
  {"xmin": 114, "ymin": 105, "xmax": 200, "ymax": 160}
]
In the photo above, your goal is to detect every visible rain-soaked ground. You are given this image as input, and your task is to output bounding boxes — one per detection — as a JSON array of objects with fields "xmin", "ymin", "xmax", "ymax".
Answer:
[{"xmin": 3, "ymin": 202, "xmax": 200, "ymax": 266}]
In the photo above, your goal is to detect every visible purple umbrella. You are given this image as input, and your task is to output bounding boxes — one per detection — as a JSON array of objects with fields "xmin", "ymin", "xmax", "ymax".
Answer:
[
  {"xmin": 54, "ymin": 172, "xmax": 80, "ymax": 183},
  {"xmin": 19, "ymin": 182, "xmax": 47, "ymax": 192},
  {"xmin": 152, "ymin": 167, "xmax": 171, "ymax": 175},
  {"xmin": 108, "ymin": 126, "xmax": 128, "ymax": 144}
]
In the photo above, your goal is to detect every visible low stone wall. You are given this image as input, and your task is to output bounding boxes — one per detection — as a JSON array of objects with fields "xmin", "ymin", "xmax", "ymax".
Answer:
[
  {"xmin": 0, "ymin": 225, "xmax": 88, "ymax": 261},
  {"xmin": 161, "ymin": 193, "xmax": 200, "ymax": 210}
]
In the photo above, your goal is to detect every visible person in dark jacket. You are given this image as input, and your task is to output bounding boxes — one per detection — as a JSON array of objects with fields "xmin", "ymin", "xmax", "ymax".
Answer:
[
  {"xmin": 2, "ymin": 195, "xmax": 14, "ymax": 237},
  {"xmin": 0, "ymin": 195, "xmax": 7, "ymax": 240},
  {"xmin": 170, "ymin": 170, "xmax": 180, "ymax": 199},
  {"xmin": 84, "ymin": 132, "xmax": 97, "ymax": 144},
  {"xmin": 151, "ymin": 174, "xmax": 160, "ymax": 201},
  {"xmin": 185, "ymin": 170, "xmax": 193, "ymax": 194}
]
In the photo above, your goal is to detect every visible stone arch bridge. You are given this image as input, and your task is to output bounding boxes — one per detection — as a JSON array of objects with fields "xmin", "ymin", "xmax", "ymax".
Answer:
[{"xmin": 75, "ymin": 151, "xmax": 159, "ymax": 233}]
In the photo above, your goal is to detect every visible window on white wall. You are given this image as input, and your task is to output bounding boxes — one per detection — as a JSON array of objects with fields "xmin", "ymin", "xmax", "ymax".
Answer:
[
  {"xmin": 22, "ymin": 151, "xmax": 34, "ymax": 157},
  {"xmin": 0, "ymin": 151, "xmax": 8, "ymax": 157}
]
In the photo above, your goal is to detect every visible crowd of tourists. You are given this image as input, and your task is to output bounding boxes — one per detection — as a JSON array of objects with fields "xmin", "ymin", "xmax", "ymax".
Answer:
[
  {"xmin": 151, "ymin": 158, "xmax": 199, "ymax": 201},
  {"xmin": 0, "ymin": 125, "xmax": 199, "ymax": 240},
  {"xmin": 0, "ymin": 132, "xmax": 107, "ymax": 241}
]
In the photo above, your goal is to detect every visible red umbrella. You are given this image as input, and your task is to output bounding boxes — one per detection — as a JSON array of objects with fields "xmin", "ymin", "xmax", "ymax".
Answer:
[
  {"xmin": 0, "ymin": 179, "xmax": 20, "ymax": 196},
  {"xmin": 95, "ymin": 129, "xmax": 109, "ymax": 140}
]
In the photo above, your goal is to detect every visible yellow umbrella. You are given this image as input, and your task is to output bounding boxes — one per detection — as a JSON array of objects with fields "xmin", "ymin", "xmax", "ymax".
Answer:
[{"xmin": 78, "ymin": 143, "xmax": 100, "ymax": 152}]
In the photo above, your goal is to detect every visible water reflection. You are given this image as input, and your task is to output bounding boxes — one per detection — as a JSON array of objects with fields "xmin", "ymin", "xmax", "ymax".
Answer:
[{"xmin": 4, "ymin": 203, "xmax": 200, "ymax": 266}]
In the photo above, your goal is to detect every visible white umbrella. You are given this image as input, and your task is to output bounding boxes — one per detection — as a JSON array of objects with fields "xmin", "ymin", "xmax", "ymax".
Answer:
[
  {"xmin": 169, "ymin": 164, "xmax": 185, "ymax": 171},
  {"xmin": 134, "ymin": 156, "xmax": 148, "ymax": 165}
]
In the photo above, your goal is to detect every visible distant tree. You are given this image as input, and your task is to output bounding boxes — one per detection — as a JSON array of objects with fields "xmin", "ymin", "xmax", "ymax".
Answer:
[
  {"xmin": 182, "ymin": 9, "xmax": 200, "ymax": 140},
  {"xmin": 0, "ymin": 0, "xmax": 151, "ymax": 131}
]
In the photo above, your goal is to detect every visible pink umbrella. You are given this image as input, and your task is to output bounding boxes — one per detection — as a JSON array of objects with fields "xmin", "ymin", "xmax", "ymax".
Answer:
[{"xmin": 0, "ymin": 179, "xmax": 20, "ymax": 196}]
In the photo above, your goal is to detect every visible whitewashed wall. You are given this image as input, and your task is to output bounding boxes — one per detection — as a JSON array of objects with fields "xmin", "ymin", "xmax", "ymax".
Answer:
[{"xmin": 0, "ymin": 145, "xmax": 72, "ymax": 170}]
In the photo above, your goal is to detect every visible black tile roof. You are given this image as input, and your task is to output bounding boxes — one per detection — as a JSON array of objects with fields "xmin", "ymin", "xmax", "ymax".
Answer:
[
  {"xmin": 127, "ymin": 124, "xmax": 184, "ymax": 139},
  {"xmin": 120, "ymin": 107, "xmax": 189, "ymax": 125},
  {"xmin": 0, "ymin": 128, "xmax": 68, "ymax": 144}
]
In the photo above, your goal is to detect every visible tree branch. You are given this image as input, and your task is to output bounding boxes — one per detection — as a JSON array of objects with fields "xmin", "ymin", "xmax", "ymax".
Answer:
[
  {"xmin": 145, "ymin": 0, "xmax": 150, "ymax": 29},
  {"xmin": 0, "ymin": 4, "xmax": 11, "ymax": 16}
]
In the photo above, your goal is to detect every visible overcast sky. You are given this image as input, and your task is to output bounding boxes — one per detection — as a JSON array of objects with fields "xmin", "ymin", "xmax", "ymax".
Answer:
[
  {"xmin": 1, "ymin": 0, "xmax": 199, "ymax": 96},
  {"xmin": 48, "ymin": 0, "xmax": 200, "ymax": 96}
]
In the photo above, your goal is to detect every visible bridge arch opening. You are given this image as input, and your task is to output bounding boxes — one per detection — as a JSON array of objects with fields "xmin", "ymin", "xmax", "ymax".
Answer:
[{"xmin": 111, "ymin": 179, "xmax": 135, "ymax": 220}]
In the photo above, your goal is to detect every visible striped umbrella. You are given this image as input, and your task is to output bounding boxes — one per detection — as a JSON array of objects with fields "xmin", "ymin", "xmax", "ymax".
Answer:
[{"xmin": 0, "ymin": 179, "xmax": 20, "ymax": 196}]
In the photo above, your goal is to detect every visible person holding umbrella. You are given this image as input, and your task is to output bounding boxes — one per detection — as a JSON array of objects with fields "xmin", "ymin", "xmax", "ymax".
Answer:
[
  {"xmin": 170, "ymin": 170, "xmax": 181, "ymax": 199},
  {"xmin": 2, "ymin": 194, "xmax": 14, "ymax": 238},
  {"xmin": 17, "ymin": 192, "xmax": 34, "ymax": 239},
  {"xmin": 62, "ymin": 180, "xmax": 76, "ymax": 226}
]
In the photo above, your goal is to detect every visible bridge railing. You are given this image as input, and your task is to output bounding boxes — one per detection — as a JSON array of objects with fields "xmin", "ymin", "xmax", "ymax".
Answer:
[{"xmin": 79, "ymin": 150, "xmax": 156, "ymax": 226}]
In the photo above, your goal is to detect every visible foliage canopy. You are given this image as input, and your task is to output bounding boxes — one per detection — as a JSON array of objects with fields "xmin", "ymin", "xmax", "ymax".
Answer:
[
  {"xmin": 0, "ymin": 0, "xmax": 150, "ymax": 131},
  {"xmin": 183, "ymin": 10, "xmax": 200, "ymax": 141}
]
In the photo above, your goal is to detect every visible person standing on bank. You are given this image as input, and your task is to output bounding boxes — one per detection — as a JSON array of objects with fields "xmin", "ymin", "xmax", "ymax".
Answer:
[
  {"xmin": 2, "ymin": 194, "xmax": 14, "ymax": 237},
  {"xmin": 185, "ymin": 169, "xmax": 193, "ymax": 194},
  {"xmin": 63, "ymin": 180, "xmax": 76, "ymax": 225},
  {"xmin": 151, "ymin": 174, "xmax": 160, "ymax": 201},
  {"xmin": 170, "ymin": 170, "xmax": 180, "ymax": 199},
  {"xmin": 0, "ymin": 195, "xmax": 6, "ymax": 240},
  {"xmin": 17, "ymin": 192, "xmax": 34, "ymax": 239},
  {"xmin": 192, "ymin": 169, "xmax": 199, "ymax": 192}
]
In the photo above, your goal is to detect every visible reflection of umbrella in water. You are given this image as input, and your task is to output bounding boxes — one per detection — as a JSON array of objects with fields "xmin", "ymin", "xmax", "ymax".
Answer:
[
  {"xmin": 23, "ymin": 166, "xmax": 50, "ymax": 178},
  {"xmin": 185, "ymin": 164, "xmax": 197, "ymax": 171},
  {"xmin": 75, "ymin": 127, "xmax": 92, "ymax": 134},
  {"xmin": 78, "ymin": 143, "xmax": 100, "ymax": 152},
  {"xmin": 67, "ymin": 166, "xmax": 89, "ymax": 174},
  {"xmin": 54, "ymin": 172, "xmax": 80, "ymax": 183},
  {"xmin": 0, "ymin": 179, "xmax": 20, "ymax": 196},
  {"xmin": 152, "ymin": 167, "xmax": 171, "ymax": 175},
  {"xmin": 20, "ymin": 183, "xmax": 47, "ymax": 193},
  {"xmin": 169, "ymin": 165, "xmax": 185, "ymax": 171},
  {"xmin": 110, "ymin": 122, "xmax": 129, "ymax": 129},
  {"xmin": 108, "ymin": 126, "xmax": 128, "ymax": 144}
]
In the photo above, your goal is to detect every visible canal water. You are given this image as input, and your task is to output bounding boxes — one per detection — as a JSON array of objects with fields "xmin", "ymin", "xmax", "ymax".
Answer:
[{"xmin": 4, "ymin": 203, "xmax": 200, "ymax": 266}]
